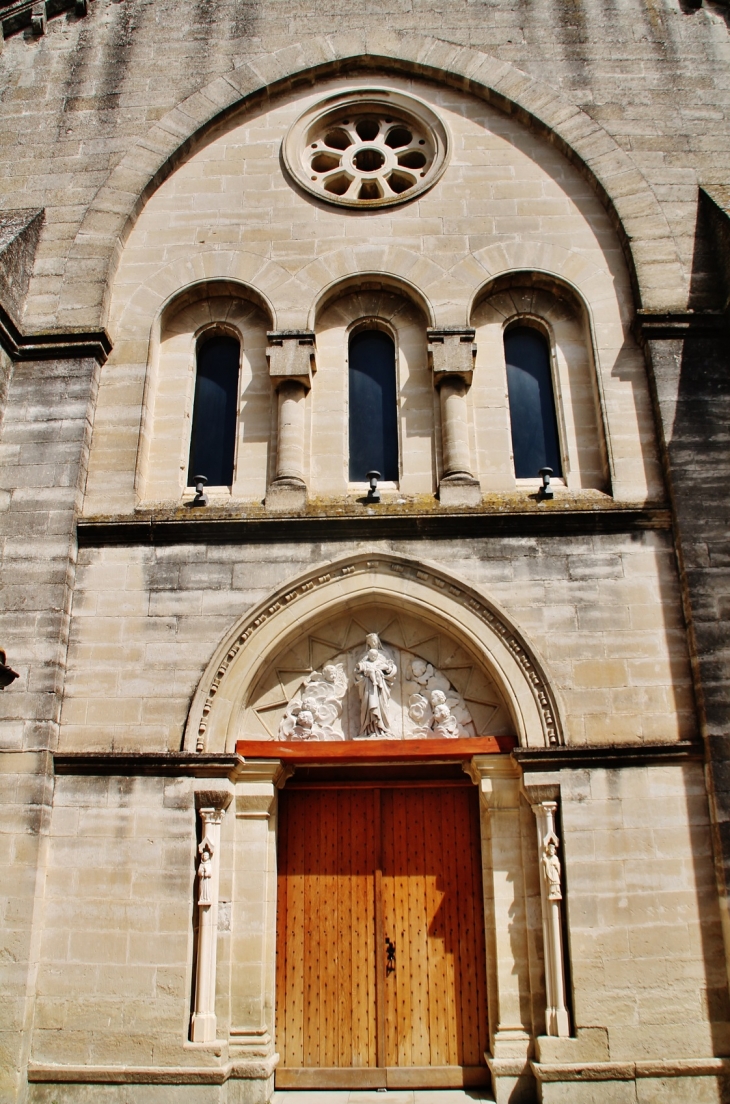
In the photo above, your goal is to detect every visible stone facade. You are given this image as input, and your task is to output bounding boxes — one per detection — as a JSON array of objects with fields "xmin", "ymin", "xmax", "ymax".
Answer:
[{"xmin": 0, "ymin": 1, "xmax": 729, "ymax": 1102}]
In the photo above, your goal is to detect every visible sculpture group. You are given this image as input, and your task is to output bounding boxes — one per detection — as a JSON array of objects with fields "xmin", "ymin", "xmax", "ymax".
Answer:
[{"xmin": 278, "ymin": 632, "xmax": 472, "ymax": 741}]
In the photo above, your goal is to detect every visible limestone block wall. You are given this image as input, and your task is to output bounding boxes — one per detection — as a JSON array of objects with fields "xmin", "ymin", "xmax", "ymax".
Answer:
[
  {"xmin": 562, "ymin": 762, "xmax": 729, "ymax": 1060},
  {"xmin": 60, "ymin": 530, "xmax": 696, "ymax": 753},
  {"xmin": 18, "ymin": 756, "xmax": 729, "ymax": 1100},
  {"xmin": 85, "ymin": 72, "xmax": 659, "ymax": 513},
  {"xmin": 0, "ymin": 1, "xmax": 725, "ymax": 329},
  {"xmin": 0, "ymin": 354, "xmax": 99, "ymax": 1102},
  {"xmin": 33, "ymin": 774, "xmax": 200, "ymax": 1070}
]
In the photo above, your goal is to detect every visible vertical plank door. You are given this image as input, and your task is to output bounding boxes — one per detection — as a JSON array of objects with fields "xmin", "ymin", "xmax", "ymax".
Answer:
[
  {"xmin": 275, "ymin": 783, "xmax": 489, "ymax": 1089},
  {"xmin": 276, "ymin": 787, "xmax": 380, "ymax": 1086},
  {"xmin": 380, "ymin": 785, "xmax": 489, "ymax": 1085}
]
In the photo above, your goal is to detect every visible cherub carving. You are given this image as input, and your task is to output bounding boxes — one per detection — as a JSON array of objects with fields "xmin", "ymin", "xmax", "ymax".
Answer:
[{"xmin": 279, "ymin": 662, "xmax": 347, "ymax": 741}]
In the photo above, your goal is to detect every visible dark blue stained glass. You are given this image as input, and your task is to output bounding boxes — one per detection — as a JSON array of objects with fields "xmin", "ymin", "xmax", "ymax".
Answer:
[
  {"xmin": 348, "ymin": 329, "xmax": 399, "ymax": 482},
  {"xmin": 504, "ymin": 326, "xmax": 562, "ymax": 479},
  {"xmin": 187, "ymin": 335, "xmax": 240, "ymax": 487}
]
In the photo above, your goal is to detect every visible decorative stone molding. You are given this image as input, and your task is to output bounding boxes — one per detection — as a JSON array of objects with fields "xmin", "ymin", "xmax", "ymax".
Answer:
[
  {"xmin": 282, "ymin": 88, "xmax": 449, "ymax": 209},
  {"xmin": 265, "ymin": 331, "xmax": 315, "ymax": 512},
  {"xmin": 187, "ymin": 552, "xmax": 562, "ymax": 753},
  {"xmin": 191, "ymin": 784, "xmax": 233, "ymax": 1044}
]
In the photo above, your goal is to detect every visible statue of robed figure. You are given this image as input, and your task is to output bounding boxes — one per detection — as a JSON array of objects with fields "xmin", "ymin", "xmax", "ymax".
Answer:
[{"xmin": 354, "ymin": 632, "xmax": 398, "ymax": 738}]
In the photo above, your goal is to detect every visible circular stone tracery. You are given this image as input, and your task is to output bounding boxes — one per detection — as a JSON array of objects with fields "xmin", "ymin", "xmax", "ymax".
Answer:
[{"xmin": 283, "ymin": 90, "xmax": 450, "ymax": 209}]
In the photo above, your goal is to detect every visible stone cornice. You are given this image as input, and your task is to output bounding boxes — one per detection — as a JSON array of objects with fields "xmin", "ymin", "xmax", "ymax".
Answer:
[
  {"xmin": 513, "ymin": 741, "xmax": 703, "ymax": 771},
  {"xmin": 53, "ymin": 752, "xmax": 245, "ymax": 777},
  {"xmin": 634, "ymin": 310, "xmax": 729, "ymax": 342},
  {"xmin": 0, "ymin": 295, "xmax": 111, "ymax": 364},
  {"xmin": 1, "ymin": 0, "xmax": 91, "ymax": 41},
  {"xmin": 76, "ymin": 505, "xmax": 671, "ymax": 546}
]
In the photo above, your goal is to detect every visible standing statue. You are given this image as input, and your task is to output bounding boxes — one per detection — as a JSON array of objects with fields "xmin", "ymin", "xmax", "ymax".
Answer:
[
  {"xmin": 542, "ymin": 838, "xmax": 562, "ymax": 901},
  {"xmin": 197, "ymin": 841, "xmax": 214, "ymax": 906},
  {"xmin": 354, "ymin": 633, "xmax": 398, "ymax": 738}
]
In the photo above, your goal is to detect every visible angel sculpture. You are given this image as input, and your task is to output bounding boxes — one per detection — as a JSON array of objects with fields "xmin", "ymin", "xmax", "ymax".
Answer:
[{"xmin": 278, "ymin": 662, "xmax": 347, "ymax": 741}]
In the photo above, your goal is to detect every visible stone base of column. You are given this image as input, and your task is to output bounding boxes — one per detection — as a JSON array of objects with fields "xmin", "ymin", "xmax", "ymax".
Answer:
[
  {"xmin": 190, "ymin": 1010, "xmax": 217, "ymax": 1043},
  {"xmin": 438, "ymin": 473, "xmax": 482, "ymax": 507},
  {"xmin": 487, "ymin": 1030, "xmax": 535, "ymax": 1104},
  {"xmin": 265, "ymin": 477, "xmax": 307, "ymax": 512}
]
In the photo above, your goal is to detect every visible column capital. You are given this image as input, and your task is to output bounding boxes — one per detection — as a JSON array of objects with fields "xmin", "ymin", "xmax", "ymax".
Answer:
[
  {"xmin": 194, "ymin": 778, "xmax": 235, "ymax": 812},
  {"xmin": 266, "ymin": 331, "xmax": 316, "ymax": 389},
  {"xmin": 464, "ymin": 754, "xmax": 522, "ymax": 809},
  {"xmin": 427, "ymin": 328, "xmax": 476, "ymax": 384},
  {"xmin": 520, "ymin": 771, "xmax": 561, "ymax": 807}
]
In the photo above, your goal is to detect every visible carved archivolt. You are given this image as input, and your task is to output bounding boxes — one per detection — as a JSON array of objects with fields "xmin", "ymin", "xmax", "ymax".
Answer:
[{"xmin": 184, "ymin": 552, "xmax": 563, "ymax": 752}]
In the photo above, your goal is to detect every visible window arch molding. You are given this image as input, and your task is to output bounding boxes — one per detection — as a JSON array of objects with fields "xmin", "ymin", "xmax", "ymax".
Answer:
[
  {"xmin": 135, "ymin": 282, "xmax": 273, "ymax": 506},
  {"xmin": 470, "ymin": 272, "xmax": 611, "ymax": 493},
  {"xmin": 310, "ymin": 286, "xmax": 434, "ymax": 498}
]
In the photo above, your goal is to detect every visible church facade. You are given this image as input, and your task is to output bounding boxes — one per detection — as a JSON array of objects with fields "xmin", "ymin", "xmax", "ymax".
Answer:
[{"xmin": 1, "ymin": 1, "xmax": 730, "ymax": 1102}]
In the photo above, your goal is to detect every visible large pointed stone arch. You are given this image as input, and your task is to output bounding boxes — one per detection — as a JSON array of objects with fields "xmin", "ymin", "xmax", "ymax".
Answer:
[
  {"xmin": 57, "ymin": 32, "xmax": 684, "ymax": 331},
  {"xmin": 183, "ymin": 551, "xmax": 564, "ymax": 753}
]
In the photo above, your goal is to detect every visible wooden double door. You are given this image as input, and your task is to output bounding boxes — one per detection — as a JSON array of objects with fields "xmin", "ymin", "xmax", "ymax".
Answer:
[{"xmin": 275, "ymin": 782, "xmax": 489, "ymax": 1089}]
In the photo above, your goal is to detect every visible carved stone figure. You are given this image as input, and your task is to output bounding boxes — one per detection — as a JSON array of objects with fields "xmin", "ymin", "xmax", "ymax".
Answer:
[
  {"xmin": 279, "ymin": 661, "xmax": 347, "ymax": 741},
  {"xmin": 406, "ymin": 680, "xmax": 470, "ymax": 738},
  {"xmin": 354, "ymin": 633, "xmax": 397, "ymax": 738},
  {"xmin": 198, "ymin": 841, "xmax": 214, "ymax": 906},
  {"xmin": 432, "ymin": 701, "xmax": 460, "ymax": 738},
  {"xmin": 542, "ymin": 839, "xmax": 562, "ymax": 901}
]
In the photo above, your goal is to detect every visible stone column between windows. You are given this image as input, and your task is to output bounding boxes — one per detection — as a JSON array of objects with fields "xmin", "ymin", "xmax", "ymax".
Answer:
[
  {"xmin": 428, "ymin": 328, "xmax": 482, "ymax": 506},
  {"xmin": 265, "ymin": 331, "xmax": 316, "ymax": 512},
  {"xmin": 190, "ymin": 782, "xmax": 233, "ymax": 1043}
]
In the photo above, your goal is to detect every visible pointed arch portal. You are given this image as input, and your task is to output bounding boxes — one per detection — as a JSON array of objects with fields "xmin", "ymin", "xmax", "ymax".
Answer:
[{"xmin": 184, "ymin": 551, "xmax": 563, "ymax": 754}]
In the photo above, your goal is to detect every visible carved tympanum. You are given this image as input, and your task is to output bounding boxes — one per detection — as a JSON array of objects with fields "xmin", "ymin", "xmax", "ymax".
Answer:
[{"xmin": 253, "ymin": 612, "xmax": 512, "ymax": 743}]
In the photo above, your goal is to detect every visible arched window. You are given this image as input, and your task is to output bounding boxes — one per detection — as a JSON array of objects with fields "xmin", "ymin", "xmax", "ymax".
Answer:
[
  {"xmin": 187, "ymin": 334, "xmax": 240, "ymax": 487},
  {"xmin": 348, "ymin": 329, "xmax": 399, "ymax": 482},
  {"xmin": 504, "ymin": 326, "xmax": 562, "ymax": 479}
]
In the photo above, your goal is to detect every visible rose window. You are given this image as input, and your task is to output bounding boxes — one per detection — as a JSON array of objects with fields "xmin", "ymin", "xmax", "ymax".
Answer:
[{"xmin": 283, "ymin": 90, "xmax": 450, "ymax": 209}]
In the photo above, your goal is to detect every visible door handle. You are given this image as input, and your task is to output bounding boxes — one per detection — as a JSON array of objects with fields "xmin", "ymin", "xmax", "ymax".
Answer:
[{"xmin": 385, "ymin": 936, "xmax": 395, "ymax": 974}]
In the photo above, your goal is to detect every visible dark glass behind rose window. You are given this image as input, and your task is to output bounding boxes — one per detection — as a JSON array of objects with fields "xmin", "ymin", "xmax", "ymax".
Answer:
[
  {"xmin": 348, "ymin": 329, "xmax": 399, "ymax": 482},
  {"xmin": 187, "ymin": 335, "xmax": 240, "ymax": 487},
  {"xmin": 504, "ymin": 326, "xmax": 562, "ymax": 479}
]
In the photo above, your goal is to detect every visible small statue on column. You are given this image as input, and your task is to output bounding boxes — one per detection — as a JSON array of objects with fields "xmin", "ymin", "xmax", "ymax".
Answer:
[
  {"xmin": 541, "ymin": 837, "xmax": 562, "ymax": 901},
  {"xmin": 197, "ymin": 839, "xmax": 214, "ymax": 906}
]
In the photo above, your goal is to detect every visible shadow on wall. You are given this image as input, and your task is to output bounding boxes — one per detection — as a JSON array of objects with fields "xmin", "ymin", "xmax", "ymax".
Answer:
[{"xmin": 661, "ymin": 188, "xmax": 730, "ymax": 1054}]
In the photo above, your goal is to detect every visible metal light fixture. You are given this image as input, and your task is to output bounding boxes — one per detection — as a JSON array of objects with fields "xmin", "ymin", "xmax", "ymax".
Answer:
[
  {"xmin": 0, "ymin": 649, "xmax": 18, "ymax": 689},
  {"xmin": 192, "ymin": 474, "xmax": 209, "ymax": 506},
  {"xmin": 538, "ymin": 466, "xmax": 554, "ymax": 500},
  {"xmin": 366, "ymin": 470, "xmax": 381, "ymax": 503}
]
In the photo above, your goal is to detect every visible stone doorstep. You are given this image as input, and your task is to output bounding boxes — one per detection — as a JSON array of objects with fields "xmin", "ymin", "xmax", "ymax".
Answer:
[{"xmin": 530, "ymin": 1057, "xmax": 730, "ymax": 1082}]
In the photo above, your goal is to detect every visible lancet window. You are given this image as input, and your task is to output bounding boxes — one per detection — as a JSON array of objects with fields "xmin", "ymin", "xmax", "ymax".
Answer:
[
  {"xmin": 504, "ymin": 324, "xmax": 563, "ymax": 480},
  {"xmin": 187, "ymin": 333, "xmax": 240, "ymax": 488},
  {"xmin": 348, "ymin": 328, "xmax": 399, "ymax": 483}
]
